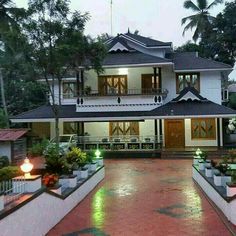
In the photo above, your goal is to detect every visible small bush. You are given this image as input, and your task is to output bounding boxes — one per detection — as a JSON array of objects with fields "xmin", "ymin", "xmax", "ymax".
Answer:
[
  {"xmin": 42, "ymin": 173, "xmax": 59, "ymax": 187},
  {"xmin": 66, "ymin": 147, "xmax": 87, "ymax": 170},
  {"xmin": 28, "ymin": 138, "xmax": 49, "ymax": 157},
  {"xmin": 0, "ymin": 156, "xmax": 10, "ymax": 169},
  {"xmin": 0, "ymin": 166, "xmax": 21, "ymax": 181}
]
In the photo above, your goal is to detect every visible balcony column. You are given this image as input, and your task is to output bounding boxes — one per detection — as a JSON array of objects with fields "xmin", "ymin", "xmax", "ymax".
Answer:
[
  {"xmin": 76, "ymin": 69, "xmax": 84, "ymax": 96},
  {"xmin": 153, "ymin": 67, "xmax": 158, "ymax": 89},
  {"xmin": 158, "ymin": 67, "xmax": 162, "ymax": 90}
]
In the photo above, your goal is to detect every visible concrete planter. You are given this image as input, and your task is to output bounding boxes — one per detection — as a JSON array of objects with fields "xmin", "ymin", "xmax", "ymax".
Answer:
[
  {"xmin": 89, "ymin": 162, "xmax": 97, "ymax": 172},
  {"xmin": 73, "ymin": 170, "xmax": 81, "ymax": 179},
  {"xmin": 226, "ymin": 183, "xmax": 236, "ymax": 197},
  {"xmin": 213, "ymin": 174, "xmax": 222, "ymax": 186},
  {"xmin": 205, "ymin": 160, "xmax": 211, "ymax": 168},
  {"xmin": 80, "ymin": 169, "xmax": 88, "ymax": 179},
  {"xmin": 205, "ymin": 168, "xmax": 213, "ymax": 178},
  {"xmin": 49, "ymin": 184, "xmax": 62, "ymax": 195},
  {"xmin": 199, "ymin": 162, "xmax": 205, "ymax": 171},
  {"xmin": 59, "ymin": 175, "xmax": 77, "ymax": 188},
  {"xmin": 222, "ymin": 176, "xmax": 232, "ymax": 188},
  {"xmin": 193, "ymin": 158, "xmax": 202, "ymax": 165},
  {"xmin": 0, "ymin": 193, "xmax": 4, "ymax": 211},
  {"xmin": 97, "ymin": 158, "xmax": 104, "ymax": 166}
]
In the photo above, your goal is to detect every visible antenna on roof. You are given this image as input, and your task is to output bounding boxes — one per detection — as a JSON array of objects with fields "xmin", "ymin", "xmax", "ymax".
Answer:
[{"xmin": 110, "ymin": 0, "xmax": 113, "ymax": 36}]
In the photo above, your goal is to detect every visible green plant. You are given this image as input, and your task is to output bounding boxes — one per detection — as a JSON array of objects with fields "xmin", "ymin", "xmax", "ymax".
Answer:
[
  {"xmin": 28, "ymin": 138, "xmax": 49, "ymax": 157},
  {"xmin": 0, "ymin": 166, "xmax": 21, "ymax": 181},
  {"xmin": 44, "ymin": 145, "xmax": 67, "ymax": 175},
  {"xmin": 66, "ymin": 147, "xmax": 87, "ymax": 170},
  {"xmin": 216, "ymin": 163, "xmax": 229, "ymax": 175},
  {"xmin": 231, "ymin": 171, "xmax": 236, "ymax": 184},
  {"xmin": 228, "ymin": 149, "xmax": 236, "ymax": 163},
  {"xmin": 84, "ymin": 86, "xmax": 92, "ymax": 95},
  {"xmin": 199, "ymin": 151, "xmax": 208, "ymax": 161},
  {"xmin": 0, "ymin": 156, "xmax": 10, "ymax": 169},
  {"xmin": 211, "ymin": 160, "xmax": 217, "ymax": 168}
]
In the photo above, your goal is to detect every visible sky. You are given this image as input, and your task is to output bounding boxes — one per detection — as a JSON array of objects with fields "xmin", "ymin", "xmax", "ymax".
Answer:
[{"xmin": 16, "ymin": 0, "xmax": 235, "ymax": 78}]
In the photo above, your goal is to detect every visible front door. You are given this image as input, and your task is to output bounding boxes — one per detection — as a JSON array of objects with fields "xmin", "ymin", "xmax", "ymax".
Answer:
[{"xmin": 164, "ymin": 119, "xmax": 185, "ymax": 148}]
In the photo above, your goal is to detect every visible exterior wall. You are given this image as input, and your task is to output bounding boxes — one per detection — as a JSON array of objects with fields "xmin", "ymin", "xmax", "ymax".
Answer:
[
  {"xmin": 200, "ymin": 71, "xmax": 222, "ymax": 104},
  {"xmin": 50, "ymin": 121, "xmax": 64, "ymax": 139},
  {"xmin": 185, "ymin": 119, "xmax": 218, "ymax": 147},
  {"xmin": 32, "ymin": 123, "xmax": 50, "ymax": 139},
  {"xmin": 0, "ymin": 142, "xmax": 11, "ymax": 161},
  {"xmin": 139, "ymin": 120, "xmax": 155, "ymax": 137}
]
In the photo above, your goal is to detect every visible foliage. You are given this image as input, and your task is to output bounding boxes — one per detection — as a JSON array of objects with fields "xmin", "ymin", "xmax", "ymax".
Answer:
[
  {"xmin": 42, "ymin": 173, "xmax": 59, "ymax": 188},
  {"xmin": 231, "ymin": 171, "xmax": 236, "ymax": 184},
  {"xmin": 228, "ymin": 149, "xmax": 236, "ymax": 163},
  {"xmin": 66, "ymin": 147, "xmax": 87, "ymax": 170},
  {"xmin": 210, "ymin": 160, "xmax": 217, "ymax": 168},
  {"xmin": 0, "ymin": 108, "xmax": 8, "ymax": 128},
  {"xmin": 199, "ymin": 151, "xmax": 208, "ymax": 161},
  {"xmin": 0, "ymin": 166, "xmax": 21, "ymax": 181},
  {"xmin": 228, "ymin": 94, "xmax": 236, "ymax": 110},
  {"xmin": 28, "ymin": 138, "xmax": 49, "ymax": 157},
  {"xmin": 228, "ymin": 118, "xmax": 236, "ymax": 132},
  {"xmin": 44, "ymin": 145, "xmax": 67, "ymax": 175},
  {"xmin": 216, "ymin": 163, "xmax": 229, "ymax": 175},
  {"xmin": 0, "ymin": 156, "xmax": 10, "ymax": 169},
  {"xmin": 182, "ymin": 0, "xmax": 223, "ymax": 42}
]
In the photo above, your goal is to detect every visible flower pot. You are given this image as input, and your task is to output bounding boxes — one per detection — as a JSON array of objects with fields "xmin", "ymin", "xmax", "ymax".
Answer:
[
  {"xmin": 73, "ymin": 170, "xmax": 81, "ymax": 179},
  {"xmin": 222, "ymin": 176, "xmax": 232, "ymax": 188},
  {"xmin": 97, "ymin": 158, "xmax": 104, "ymax": 166},
  {"xmin": 214, "ymin": 174, "xmax": 222, "ymax": 186},
  {"xmin": 199, "ymin": 162, "xmax": 205, "ymax": 171},
  {"xmin": 205, "ymin": 160, "xmax": 211, "ymax": 168},
  {"xmin": 89, "ymin": 162, "xmax": 97, "ymax": 172},
  {"xmin": 80, "ymin": 169, "xmax": 88, "ymax": 179},
  {"xmin": 226, "ymin": 183, "xmax": 236, "ymax": 197},
  {"xmin": 205, "ymin": 168, "xmax": 213, "ymax": 178},
  {"xmin": 59, "ymin": 175, "xmax": 77, "ymax": 188}
]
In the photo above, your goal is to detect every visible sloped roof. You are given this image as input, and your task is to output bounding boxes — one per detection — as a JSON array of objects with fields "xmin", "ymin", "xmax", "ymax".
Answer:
[
  {"xmin": 107, "ymin": 37, "xmax": 135, "ymax": 52},
  {"xmin": 102, "ymin": 51, "xmax": 172, "ymax": 67},
  {"xmin": 169, "ymin": 52, "xmax": 232, "ymax": 71},
  {"xmin": 0, "ymin": 129, "xmax": 28, "ymax": 141}
]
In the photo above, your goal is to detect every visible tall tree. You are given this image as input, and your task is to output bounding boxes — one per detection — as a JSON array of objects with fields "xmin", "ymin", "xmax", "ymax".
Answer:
[
  {"xmin": 182, "ymin": 0, "xmax": 223, "ymax": 42},
  {"xmin": 23, "ymin": 0, "xmax": 106, "ymax": 145}
]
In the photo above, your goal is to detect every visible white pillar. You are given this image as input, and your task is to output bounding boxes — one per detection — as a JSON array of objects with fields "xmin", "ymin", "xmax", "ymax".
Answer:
[
  {"xmin": 50, "ymin": 122, "xmax": 56, "ymax": 139},
  {"xmin": 0, "ymin": 194, "xmax": 4, "ymax": 211},
  {"xmin": 162, "ymin": 119, "xmax": 165, "ymax": 147},
  {"xmin": 59, "ymin": 121, "xmax": 64, "ymax": 135},
  {"xmin": 157, "ymin": 119, "xmax": 161, "ymax": 143}
]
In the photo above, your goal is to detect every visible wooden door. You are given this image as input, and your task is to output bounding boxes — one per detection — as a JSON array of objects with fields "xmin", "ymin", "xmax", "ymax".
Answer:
[
  {"xmin": 164, "ymin": 120, "xmax": 185, "ymax": 148},
  {"xmin": 141, "ymin": 74, "xmax": 159, "ymax": 94}
]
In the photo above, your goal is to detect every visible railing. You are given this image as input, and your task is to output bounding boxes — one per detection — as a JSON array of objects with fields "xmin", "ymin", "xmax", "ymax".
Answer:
[
  {"xmin": 77, "ymin": 135, "xmax": 163, "ymax": 151},
  {"xmin": 62, "ymin": 88, "xmax": 168, "ymax": 98},
  {"xmin": 0, "ymin": 178, "xmax": 26, "ymax": 207}
]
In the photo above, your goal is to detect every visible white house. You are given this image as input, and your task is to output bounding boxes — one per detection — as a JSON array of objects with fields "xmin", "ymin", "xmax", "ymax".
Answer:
[{"xmin": 11, "ymin": 32, "xmax": 236, "ymax": 152}]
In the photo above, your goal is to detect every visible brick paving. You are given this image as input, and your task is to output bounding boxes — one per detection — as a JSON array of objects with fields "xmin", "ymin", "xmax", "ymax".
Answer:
[{"xmin": 47, "ymin": 159, "xmax": 233, "ymax": 236}]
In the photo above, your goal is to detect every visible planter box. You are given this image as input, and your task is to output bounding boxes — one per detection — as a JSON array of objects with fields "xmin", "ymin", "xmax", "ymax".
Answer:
[
  {"xmin": 59, "ymin": 175, "xmax": 77, "ymax": 188},
  {"xmin": 73, "ymin": 170, "xmax": 81, "ymax": 179},
  {"xmin": 205, "ymin": 160, "xmax": 211, "ymax": 168},
  {"xmin": 193, "ymin": 157, "xmax": 202, "ymax": 165},
  {"xmin": 80, "ymin": 169, "xmax": 88, "ymax": 179},
  {"xmin": 205, "ymin": 168, "xmax": 213, "ymax": 178},
  {"xmin": 222, "ymin": 176, "xmax": 232, "ymax": 188},
  {"xmin": 199, "ymin": 162, "xmax": 205, "ymax": 171},
  {"xmin": 97, "ymin": 158, "xmax": 104, "ymax": 166},
  {"xmin": 213, "ymin": 174, "xmax": 222, "ymax": 186},
  {"xmin": 226, "ymin": 183, "xmax": 236, "ymax": 197},
  {"xmin": 0, "ymin": 194, "xmax": 4, "ymax": 211},
  {"xmin": 89, "ymin": 163, "xmax": 97, "ymax": 172}
]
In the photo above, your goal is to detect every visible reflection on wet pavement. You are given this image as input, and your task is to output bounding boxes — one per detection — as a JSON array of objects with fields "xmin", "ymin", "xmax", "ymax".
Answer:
[{"xmin": 48, "ymin": 159, "xmax": 232, "ymax": 236}]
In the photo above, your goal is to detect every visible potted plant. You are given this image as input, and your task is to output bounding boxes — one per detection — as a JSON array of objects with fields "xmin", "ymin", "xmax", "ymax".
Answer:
[
  {"xmin": 42, "ymin": 173, "xmax": 61, "ymax": 194},
  {"xmin": 214, "ymin": 163, "xmax": 231, "ymax": 187},
  {"xmin": 198, "ymin": 151, "xmax": 209, "ymax": 170},
  {"xmin": 66, "ymin": 147, "xmax": 88, "ymax": 179},
  {"xmin": 193, "ymin": 148, "xmax": 203, "ymax": 165},
  {"xmin": 86, "ymin": 153, "xmax": 97, "ymax": 172},
  {"xmin": 226, "ymin": 171, "xmax": 236, "ymax": 197}
]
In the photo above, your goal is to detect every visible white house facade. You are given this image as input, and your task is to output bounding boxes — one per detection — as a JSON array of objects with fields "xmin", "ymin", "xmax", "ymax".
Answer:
[{"xmin": 11, "ymin": 32, "xmax": 236, "ymax": 152}]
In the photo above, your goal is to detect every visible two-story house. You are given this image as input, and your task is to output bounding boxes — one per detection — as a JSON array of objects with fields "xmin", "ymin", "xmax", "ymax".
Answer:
[{"xmin": 11, "ymin": 32, "xmax": 236, "ymax": 153}]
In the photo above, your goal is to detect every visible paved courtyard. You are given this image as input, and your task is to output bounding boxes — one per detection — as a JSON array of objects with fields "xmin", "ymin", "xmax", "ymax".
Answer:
[{"xmin": 47, "ymin": 159, "xmax": 234, "ymax": 236}]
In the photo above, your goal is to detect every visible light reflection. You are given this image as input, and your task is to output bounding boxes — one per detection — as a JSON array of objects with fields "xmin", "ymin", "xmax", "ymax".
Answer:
[{"xmin": 92, "ymin": 189, "xmax": 105, "ymax": 227}]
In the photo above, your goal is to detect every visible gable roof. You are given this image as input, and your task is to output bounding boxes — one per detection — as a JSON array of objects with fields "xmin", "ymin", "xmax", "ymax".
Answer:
[
  {"xmin": 0, "ymin": 129, "xmax": 28, "ymax": 141},
  {"xmin": 107, "ymin": 37, "xmax": 135, "ymax": 52},
  {"xmin": 169, "ymin": 52, "xmax": 232, "ymax": 71},
  {"xmin": 102, "ymin": 51, "xmax": 172, "ymax": 67}
]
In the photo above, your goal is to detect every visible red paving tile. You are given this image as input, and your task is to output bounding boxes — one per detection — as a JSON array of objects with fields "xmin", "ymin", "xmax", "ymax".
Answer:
[{"xmin": 47, "ymin": 159, "xmax": 233, "ymax": 236}]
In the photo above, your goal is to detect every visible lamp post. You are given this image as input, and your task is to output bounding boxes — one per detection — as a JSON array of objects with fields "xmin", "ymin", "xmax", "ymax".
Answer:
[{"xmin": 20, "ymin": 157, "xmax": 34, "ymax": 178}]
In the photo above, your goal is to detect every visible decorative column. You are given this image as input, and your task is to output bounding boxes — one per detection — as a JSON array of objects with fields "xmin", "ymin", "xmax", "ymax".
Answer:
[
  {"xmin": 219, "ymin": 118, "xmax": 223, "ymax": 147},
  {"xmin": 158, "ymin": 67, "xmax": 162, "ymax": 91}
]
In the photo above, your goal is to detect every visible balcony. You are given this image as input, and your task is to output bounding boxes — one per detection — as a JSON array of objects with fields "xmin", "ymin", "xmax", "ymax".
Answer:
[{"xmin": 75, "ymin": 88, "xmax": 168, "ymax": 112}]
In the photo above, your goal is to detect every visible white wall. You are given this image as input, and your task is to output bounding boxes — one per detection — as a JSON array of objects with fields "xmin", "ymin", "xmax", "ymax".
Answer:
[
  {"xmin": 84, "ymin": 122, "xmax": 109, "ymax": 137},
  {"xmin": 139, "ymin": 120, "xmax": 155, "ymax": 137},
  {"xmin": 0, "ymin": 142, "xmax": 11, "ymax": 161},
  {"xmin": 185, "ymin": 119, "xmax": 218, "ymax": 147}
]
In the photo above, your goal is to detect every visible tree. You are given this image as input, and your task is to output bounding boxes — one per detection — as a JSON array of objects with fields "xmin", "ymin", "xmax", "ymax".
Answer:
[
  {"xmin": 182, "ymin": 0, "xmax": 223, "ymax": 42},
  {"xmin": 22, "ymin": 0, "xmax": 106, "ymax": 145}
]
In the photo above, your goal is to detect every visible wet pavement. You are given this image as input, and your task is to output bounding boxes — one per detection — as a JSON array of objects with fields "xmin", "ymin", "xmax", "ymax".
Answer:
[{"xmin": 47, "ymin": 159, "xmax": 233, "ymax": 236}]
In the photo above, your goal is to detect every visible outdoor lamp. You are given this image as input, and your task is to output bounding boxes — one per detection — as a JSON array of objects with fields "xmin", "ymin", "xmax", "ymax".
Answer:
[
  {"xmin": 20, "ymin": 157, "xmax": 34, "ymax": 178},
  {"xmin": 95, "ymin": 149, "xmax": 101, "ymax": 159}
]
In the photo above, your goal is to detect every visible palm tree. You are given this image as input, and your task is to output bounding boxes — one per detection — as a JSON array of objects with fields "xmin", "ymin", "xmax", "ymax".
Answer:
[{"xmin": 182, "ymin": 0, "xmax": 223, "ymax": 42}]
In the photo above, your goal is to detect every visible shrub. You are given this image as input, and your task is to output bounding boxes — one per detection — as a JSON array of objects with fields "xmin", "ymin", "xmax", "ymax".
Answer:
[
  {"xmin": 42, "ymin": 173, "xmax": 59, "ymax": 187},
  {"xmin": 66, "ymin": 147, "xmax": 87, "ymax": 170},
  {"xmin": 0, "ymin": 166, "xmax": 21, "ymax": 181},
  {"xmin": 44, "ymin": 145, "xmax": 67, "ymax": 175},
  {"xmin": 0, "ymin": 156, "xmax": 10, "ymax": 169},
  {"xmin": 28, "ymin": 138, "xmax": 49, "ymax": 157}
]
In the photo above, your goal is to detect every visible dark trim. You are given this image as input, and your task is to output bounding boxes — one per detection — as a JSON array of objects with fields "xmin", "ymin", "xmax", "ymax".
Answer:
[
  {"xmin": 12, "ymin": 175, "xmax": 42, "ymax": 181},
  {"xmin": 154, "ymin": 119, "xmax": 158, "ymax": 141},
  {"xmin": 217, "ymin": 118, "xmax": 220, "ymax": 147},
  {"xmin": 0, "ymin": 166, "xmax": 104, "ymax": 220},
  {"xmin": 158, "ymin": 67, "xmax": 162, "ymax": 90},
  {"xmin": 153, "ymin": 67, "xmax": 157, "ymax": 89}
]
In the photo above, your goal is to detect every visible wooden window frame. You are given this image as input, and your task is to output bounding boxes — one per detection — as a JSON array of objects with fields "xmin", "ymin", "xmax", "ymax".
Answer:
[
  {"xmin": 63, "ymin": 82, "xmax": 77, "ymax": 99},
  {"xmin": 176, "ymin": 72, "xmax": 200, "ymax": 94},
  {"xmin": 109, "ymin": 122, "xmax": 139, "ymax": 136},
  {"xmin": 191, "ymin": 118, "xmax": 216, "ymax": 140}
]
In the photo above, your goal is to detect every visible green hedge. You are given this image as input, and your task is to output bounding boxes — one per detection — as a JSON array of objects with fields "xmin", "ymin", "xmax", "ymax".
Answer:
[{"xmin": 0, "ymin": 166, "xmax": 21, "ymax": 182}]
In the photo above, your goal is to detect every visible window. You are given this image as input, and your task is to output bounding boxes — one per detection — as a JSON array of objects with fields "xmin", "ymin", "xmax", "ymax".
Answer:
[
  {"xmin": 176, "ymin": 73, "xmax": 200, "ymax": 93},
  {"xmin": 109, "ymin": 122, "xmax": 139, "ymax": 136},
  {"xmin": 191, "ymin": 118, "xmax": 216, "ymax": 140},
  {"xmin": 63, "ymin": 82, "xmax": 77, "ymax": 98},
  {"xmin": 98, "ymin": 75, "xmax": 127, "ymax": 95}
]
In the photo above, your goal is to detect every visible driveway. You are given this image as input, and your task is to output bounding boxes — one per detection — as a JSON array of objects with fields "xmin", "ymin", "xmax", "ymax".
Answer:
[{"xmin": 47, "ymin": 159, "xmax": 233, "ymax": 236}]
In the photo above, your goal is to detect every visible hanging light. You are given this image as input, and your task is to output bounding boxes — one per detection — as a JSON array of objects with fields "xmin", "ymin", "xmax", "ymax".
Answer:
[{"xmin": 20, "ymin": 157, "xmax": 34, "ymax": 178}]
